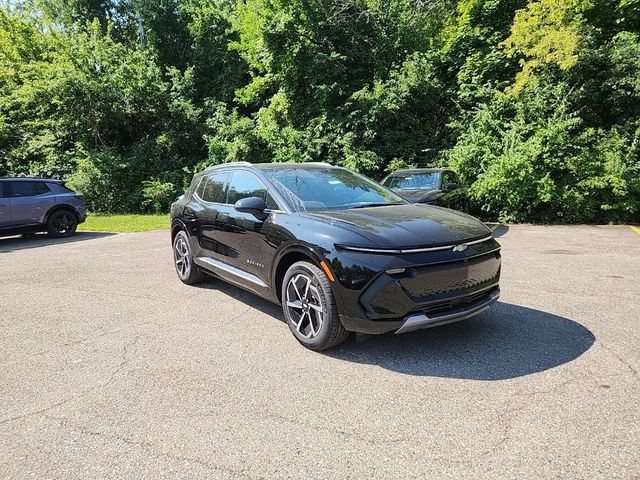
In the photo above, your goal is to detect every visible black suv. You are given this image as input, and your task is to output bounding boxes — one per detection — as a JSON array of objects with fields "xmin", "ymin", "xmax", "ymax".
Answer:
[{"xmin": 171, "ymin": 162, "xmax": 501, "ymax": 350}]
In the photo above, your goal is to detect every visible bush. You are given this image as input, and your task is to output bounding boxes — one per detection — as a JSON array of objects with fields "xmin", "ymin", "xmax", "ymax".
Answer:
[
  {"xmin": 446, "ymin": 85, "xmax": 640, "ymax": 223},
  {"xmin": 141, "ymin": 179, "xmax": 177, "ymax": 213}
]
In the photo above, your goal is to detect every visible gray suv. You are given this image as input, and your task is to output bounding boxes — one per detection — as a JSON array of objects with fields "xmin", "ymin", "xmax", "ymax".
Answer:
[{"xmin": 0, "ymin": 178, "xmax": 87, "ymax": 238}]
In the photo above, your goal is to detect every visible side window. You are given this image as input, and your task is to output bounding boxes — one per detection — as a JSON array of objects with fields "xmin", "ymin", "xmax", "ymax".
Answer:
[
  {"xmin": 226, "ymin": 171, "xmax": 268, "ymax": 205},
  {"xmin": 195, "ymin": 177, "xmax": 207, "ymax": 199},
  {"xmin": 33, "ymin": 182, "xmax": 51, "ymax": 195},
  {"xmin": 265, "ymin": 193, "xmax": 279, "ymax": 210},
  {"xmin": 0, "ymin": 183, "xmax": 6, "ymax": 198},
  {"xmin": 202, "ymin": 172, "xmax": 229, "ymax": 203},
  {"xmin": 8, "ymin": 182, "xmax": 37, "ymax": 198}
]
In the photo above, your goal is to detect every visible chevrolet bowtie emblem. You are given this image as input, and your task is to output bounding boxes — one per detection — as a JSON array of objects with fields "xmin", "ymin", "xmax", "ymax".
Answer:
[{"xmin": 452, "ymin": 243, "xmax": 468, "ymax": 252}]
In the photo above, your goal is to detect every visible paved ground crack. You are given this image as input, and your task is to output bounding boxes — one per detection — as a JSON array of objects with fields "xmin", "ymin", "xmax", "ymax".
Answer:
[
  {"xmin": 480, "ymin": 375, "xmax": 585, "ymax": 458},
  {"xmin": 598, "ymin": 341, "xmax": 638, "ymax": 379},
  {"xmin": 44, "ymin": 415, "xmax": 257, "ymax": 479},
  {"xmin": 0, "ymin": 334, "xmax": 142, "ymax": 427}
]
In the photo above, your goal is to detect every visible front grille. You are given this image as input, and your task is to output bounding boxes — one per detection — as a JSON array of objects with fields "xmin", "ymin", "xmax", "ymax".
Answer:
[
  {"xmin": 420, "ymin": 286, "xmax": 498, "ymax": 315},
  {"xmin": 361, "ymin": 250, "xmax": 501, "ymax": 321},
  {"xmin": 400, "ymin": 252, "xmax": 500, "ymax": 298}
]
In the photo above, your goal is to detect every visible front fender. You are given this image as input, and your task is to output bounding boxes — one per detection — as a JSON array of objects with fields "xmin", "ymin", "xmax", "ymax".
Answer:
[
  {"xmin": 270, "ymin": 241, "xmax": 332, "ymax": 279},
  {"xmin": 270, "ymin": 241, "xmax": 346, "ymax": 308}
]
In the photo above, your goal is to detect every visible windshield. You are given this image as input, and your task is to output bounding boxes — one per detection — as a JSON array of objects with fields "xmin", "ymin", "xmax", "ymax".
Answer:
[
  {"xmin": 383, "ymin": 172, "xmax": 440, "ymax": 190},
  {"xmin": 263, "ymin": 167, "xmax": 406, "ymax": 211}
]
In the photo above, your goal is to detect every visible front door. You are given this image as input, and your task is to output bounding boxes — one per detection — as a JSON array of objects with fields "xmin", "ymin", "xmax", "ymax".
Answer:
[
  {"xmin": 188, "ymin": 171, "xmax": 231, "ymax": 260},
  {"xmin": 213, "ymin": 170, "xmax": 280, "ymax": 287}
]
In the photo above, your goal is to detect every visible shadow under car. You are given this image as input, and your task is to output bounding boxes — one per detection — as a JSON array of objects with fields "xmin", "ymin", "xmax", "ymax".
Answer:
[
  {"xmin": 0, "ymin": 231, "xmax": 115, "ymax": 253},
  {"xmin": 195, "ymin": 279, "xmax": 594, "ymax": 380}
]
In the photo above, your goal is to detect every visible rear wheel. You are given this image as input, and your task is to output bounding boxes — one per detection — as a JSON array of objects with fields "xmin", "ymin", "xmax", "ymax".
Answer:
[
  {"xmin": 173, "ymin": 230, "xmax": 206, "ymax": 285},
  {"xmin": 47, "ymin": 210, "xmax": 77, "ymax": 238},
  {"xmin": 282, "ymin": 261, "xmax": 349, "ymax": 351}
]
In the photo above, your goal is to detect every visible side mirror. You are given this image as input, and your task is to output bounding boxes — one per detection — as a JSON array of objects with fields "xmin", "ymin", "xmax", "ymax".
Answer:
[
  {"xmin": 234, "ymin": 196, "xmax": 267, "ymax": 220},
  {"xmin": 445, "ymin": 182, "xmax": 459, "ymax": 192}
]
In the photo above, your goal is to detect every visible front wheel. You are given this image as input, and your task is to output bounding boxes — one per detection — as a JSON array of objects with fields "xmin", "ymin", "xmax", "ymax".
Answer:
[
  {"xmin": 282, "ymin": 261, "xmax": 349, "ymax": 351},
  {"xmin": 47, "ymin": 210, "xmax": 77, "ymax": 238}
]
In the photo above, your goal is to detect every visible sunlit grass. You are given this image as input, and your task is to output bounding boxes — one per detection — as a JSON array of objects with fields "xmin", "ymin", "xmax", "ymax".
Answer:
[{"xmin": 78, "ymin": 213, "xmax": 170, "ymax": 233}]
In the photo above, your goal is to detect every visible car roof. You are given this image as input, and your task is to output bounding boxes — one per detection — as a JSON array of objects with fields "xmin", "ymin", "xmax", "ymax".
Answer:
[
  {"xmin": 201, "ymin": 162, "xmax": 338, "ymax": 174},
  {"xmin": 0, "ymin": 177, "xmax": 64, "ymax": 183},
  {"xmin": 387, "ymin": 168, "xmax": 451, "ymax": 175},
  {"xmin": 253, "ymin": 162, "xmax": 336, "ymax": 170}
]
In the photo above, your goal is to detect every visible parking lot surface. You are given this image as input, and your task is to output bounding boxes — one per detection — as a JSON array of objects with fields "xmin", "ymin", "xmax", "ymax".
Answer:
[{"xmin": 1, "ymin": 225, "xmax": 639, "ymax": 479}]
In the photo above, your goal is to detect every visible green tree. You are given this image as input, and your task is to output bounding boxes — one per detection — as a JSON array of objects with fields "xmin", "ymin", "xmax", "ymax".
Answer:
[{"xmin": 0, "ymin": 0, "xmax": 637, "ymax": 220}]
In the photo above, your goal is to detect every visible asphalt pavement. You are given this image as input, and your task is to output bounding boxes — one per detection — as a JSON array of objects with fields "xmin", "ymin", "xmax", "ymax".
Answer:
[{"xmin": 0, "ymin": 225, "xmax": 638, "ymax": 479}]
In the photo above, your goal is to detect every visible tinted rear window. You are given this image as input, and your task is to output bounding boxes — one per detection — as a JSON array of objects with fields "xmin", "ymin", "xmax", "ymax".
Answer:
[
  {"xmin": 33, "ymin": 182, "xmax": 50, "ymax": 195},
  {"xmin": 196, "ymin": 172, "xmax": 229, "ymax": 203},
  {"xmin": 7, "ymin": 181, "xmax": 50, "ymax": 197},
  {"xmin": 195, "ymin": 176, "xmax": 207, "ymax": 198},
  {"xmin": 58, "ymin": 183, "xmax": 76, "ymax": 193}
]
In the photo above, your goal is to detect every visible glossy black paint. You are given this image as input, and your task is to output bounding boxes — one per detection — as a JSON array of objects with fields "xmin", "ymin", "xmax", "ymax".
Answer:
[
  {"xmin": 233, "ymin": 197, "xmax": 268, "ymax": 220},
  {"xmin": 171, "ymin": 163, "xmax": 501, "ymax": 335},
  {"xmin": 381, "ymin": 168, "xmax": 469, "ymax": 212}
]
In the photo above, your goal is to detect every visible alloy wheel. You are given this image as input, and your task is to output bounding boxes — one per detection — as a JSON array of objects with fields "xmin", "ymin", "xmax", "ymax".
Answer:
[
  {"xmin": 285, "ymin": 273, "xmax": 324, "ymax": 339},
  {"xmin": 174, "ymin": 236, "xmax": 191, "ymax": 278},
  {"xmin": 53, "ymin": 213, "xmax": 75, "ymax": 235}
]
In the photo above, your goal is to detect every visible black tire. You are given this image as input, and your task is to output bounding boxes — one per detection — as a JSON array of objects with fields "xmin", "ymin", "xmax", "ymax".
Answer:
[
  {"xmin": 281, "ymin": 261, "xmax": 349, "ymax": 351},
  {"xmin": 46, "ymin": 210, "xmax": 78, "ymax": 238},
  {"xmin": 173, "ymin": 230, "xmax": 207, "ymax": 285}
]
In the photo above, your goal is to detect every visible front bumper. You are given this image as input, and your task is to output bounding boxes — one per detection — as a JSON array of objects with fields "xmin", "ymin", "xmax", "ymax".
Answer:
[
  {"xmin": 334, "ymin": 246, "xmax": 501, "ymax": 335},
  {"xmin": 339, "ymin": 285, "xmax": 500, "ymax": 334},
  {"xmin": 395, "ymin": 288, "xmax": 499, "ymax": 334}
]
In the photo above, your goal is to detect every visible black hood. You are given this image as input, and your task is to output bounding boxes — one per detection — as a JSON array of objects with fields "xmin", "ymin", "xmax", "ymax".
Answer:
[
  {"xmin": 306, "ymin": 203, "xmax": 490, "ymax": 248},
  {"xmin": 393, "ymin": 188, "xmax": 441, "ymax": 203}
]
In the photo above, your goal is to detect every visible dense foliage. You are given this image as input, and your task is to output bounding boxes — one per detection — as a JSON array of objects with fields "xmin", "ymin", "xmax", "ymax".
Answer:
[{"xmin": 1, "ymin": 0, "xmax": 638, "ymax": 221}]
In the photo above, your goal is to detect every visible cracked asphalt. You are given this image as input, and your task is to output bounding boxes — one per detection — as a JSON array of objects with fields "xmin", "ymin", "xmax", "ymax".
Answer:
[{"xmin": 1, "ymin": 225, "xmax": 639, "ymax": 479}]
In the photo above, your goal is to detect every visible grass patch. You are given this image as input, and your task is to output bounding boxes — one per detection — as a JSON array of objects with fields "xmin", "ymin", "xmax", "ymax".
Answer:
[{"xmin": 78, "ymin": 213, "xmax": 170, "ymax": 233}]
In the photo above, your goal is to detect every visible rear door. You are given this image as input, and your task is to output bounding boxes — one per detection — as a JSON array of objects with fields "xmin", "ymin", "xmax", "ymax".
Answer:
[
  {"xmin": 7, "ymin": 181, "xmax": 56, "ymax": 225},
  {"xmin": 188, "ymin": 171, "xmax": 231, "ymax": 259},
  {"xmin": 0, "ymin": 183, "xmax": 11, "ymax": 228}
]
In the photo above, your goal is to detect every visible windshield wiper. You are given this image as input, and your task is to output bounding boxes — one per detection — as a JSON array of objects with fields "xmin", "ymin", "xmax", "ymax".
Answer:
[{"xmin": 351, "ymin": 202, "xmax": 403, "ymax": 209}]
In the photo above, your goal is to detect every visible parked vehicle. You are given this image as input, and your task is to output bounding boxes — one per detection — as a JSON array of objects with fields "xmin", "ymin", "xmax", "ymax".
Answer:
[
  {"xmin": 381, "ymin": 168, "xmax": 469, "ymax": 212},
  {"xmin": 171, "ymin": 162, "xmax": 501, "ymax": 351},
  {"xmin": 0, "ymin": 178, "xmax": 86, "ymax": 238}
]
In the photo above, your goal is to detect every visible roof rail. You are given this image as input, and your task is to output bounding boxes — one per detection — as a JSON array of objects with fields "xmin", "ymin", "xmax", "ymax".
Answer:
[
  {"xmin": 203, "ymin": 161, "xmax": 252, "ymax": 172},
  {"xmin": 0, "ymin": 176, "xmax": 64, "ymax": 182},
  {"xmin": 304, "ymin": 162, "xmax": 333, "ymax": 167}
]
